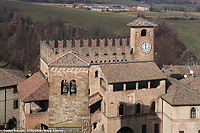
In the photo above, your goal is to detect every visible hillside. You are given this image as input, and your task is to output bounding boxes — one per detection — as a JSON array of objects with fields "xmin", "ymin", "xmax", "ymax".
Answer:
[{"xmin": 0, "ymin": 0, "xmax": 199, "ymax": 72}]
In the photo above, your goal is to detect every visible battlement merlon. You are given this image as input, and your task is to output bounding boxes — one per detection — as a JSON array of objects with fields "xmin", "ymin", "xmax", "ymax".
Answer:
[{"xmin": 40, "ymin": 38, "xmax": 133, "ymax": 64}]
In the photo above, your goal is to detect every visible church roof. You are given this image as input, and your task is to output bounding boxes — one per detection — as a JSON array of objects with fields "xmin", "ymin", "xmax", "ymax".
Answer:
[
  {"xmin": 0, "ymin": 68, "xmax": 25, "ymax": 88},
  {"xmin": 49, "ymin": 51, "xmax": 90, "ymax": 67},
  {"xmin": 127, "ymin": 18, "xmax": 157, "ymax": 27},
  {"xmin": 162, "ymin": 77, "xmax": 200, "ymax": 106},
  {"xmin": 17, "ymin": 72, "xmax": 49, "ymax": 102},
  {"xmin": 100, "ymin": 62, "xmax": 166, "ymax": 83}
]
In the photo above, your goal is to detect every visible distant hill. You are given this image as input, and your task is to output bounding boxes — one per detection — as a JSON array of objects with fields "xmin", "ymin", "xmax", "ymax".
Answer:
[
  {"xmin": 133, "ymin": 0, "xmax": 197, "ymax": 5},
  {"xmin": 19, "ymin": 0, "xmax": 199, "ymax": 5}
]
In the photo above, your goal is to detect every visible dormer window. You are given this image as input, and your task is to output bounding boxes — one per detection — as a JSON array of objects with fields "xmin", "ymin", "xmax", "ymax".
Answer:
[{"xmin": 141, "ymin": 29, "xmax": 147, "ymax": 36}]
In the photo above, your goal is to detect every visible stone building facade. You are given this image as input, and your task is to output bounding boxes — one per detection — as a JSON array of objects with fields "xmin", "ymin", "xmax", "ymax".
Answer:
[
  {"xmin": 17, "ymin": 18, "xmax": 200, "ymax": 132},
  {"xmin": 0, "ymin": 68, "xmax": 25, "ymax": 129}
]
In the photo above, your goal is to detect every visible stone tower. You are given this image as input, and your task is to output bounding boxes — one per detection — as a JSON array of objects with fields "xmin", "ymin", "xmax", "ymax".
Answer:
[
  {"xmin": 48, "ymin": 52, "xmax": 90, "ymax": 131},
  {"xmin": 127, "ymin": 18, "xmax": 157, "ymax": 62}
]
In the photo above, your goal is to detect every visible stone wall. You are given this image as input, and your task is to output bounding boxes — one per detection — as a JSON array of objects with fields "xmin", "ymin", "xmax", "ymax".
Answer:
[
  {"xmin": 25, "ymin": 112, "xmax": 49, "ymax": 130},
  {"xmin": 48, "ymin": 67, "xmax": 89, "ymax": 128},
  {"xmin": 0, "ymin": 86, "xmax": 20, "ymax": 128}
]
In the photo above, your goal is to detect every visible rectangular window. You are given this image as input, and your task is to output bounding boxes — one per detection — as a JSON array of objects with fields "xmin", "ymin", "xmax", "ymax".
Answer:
[
  {"xmin": 126, "ymin": 82, "xmax": 136, "ymax": 90},
  {"xmin": 113, "ymin": 83, "xmax": 123, "ymax": 91},
  {"xmin": 138, "ymin": 81, "xmax": 148, "ymax": 89},
  {"xmin": 142, "ymin": 124, "xmax": 146, "ymax": 133},
  {"xmin": 150, "ymin": 80, "xmax": 160, "ymax": 88},
  {"xmin": 154, "ymin": 123, "xmax": 159, "ymax": 133},
  {"xmin": 13, "ymin": 100, "xmax": 18, "ymax": 109},
  {"xmin": 179, "ymin": 131, "xmax": 184, "ymax": 133},
  {"xmin": 13, "ymin": 86, "xmax": 18, "ymax": 93},
  {"xmin": 198, "ymin": 130, "xmax": 200, "ymax": 133}
]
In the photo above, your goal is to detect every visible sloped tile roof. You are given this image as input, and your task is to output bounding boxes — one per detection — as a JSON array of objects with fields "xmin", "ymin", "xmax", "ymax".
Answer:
[
  {"xmin": 127, "ymin": 17, "xmax": 157, "ymax": 27},
  {"xmin": 180, "ymin": 77, "xmax": 200, "ymax": 92},
  {"xmin": 162, "ymin": 77, "xmax": 200, "ymax": 106},
  {"xmin": 100, "ymin": 62, "xmax": 166, "ymax": 83},
  {"xmin": 89, "ymin": 92, "xmax": 103, "ymax": 106},
  {"xmin": 49, "ymin": 51, "xmax": 90, "ymax": 67},
  {"xmin": 0, "ymin": 68, "xmax": 25, "ymax": 87},
  {"xmin": 17, "ymin": 72, "xmax": 48, "ymax": 102},
  {"xmin": 162, "ymin": 65, "xmax": 200, "ymax": 77}
]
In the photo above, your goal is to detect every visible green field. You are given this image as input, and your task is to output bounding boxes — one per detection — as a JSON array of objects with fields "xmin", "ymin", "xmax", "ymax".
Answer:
[{"xmin": 5, "ymin": 0, "xmax": 200, "ymax": 61}]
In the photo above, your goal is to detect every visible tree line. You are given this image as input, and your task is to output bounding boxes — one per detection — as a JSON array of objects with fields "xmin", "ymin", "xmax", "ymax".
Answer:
[{"xmin": 0, "ymin": 1, "xmax": 187, "ymax": 72}]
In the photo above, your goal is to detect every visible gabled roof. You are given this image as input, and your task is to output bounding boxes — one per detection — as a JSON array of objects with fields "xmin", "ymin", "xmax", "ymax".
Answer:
[
  {"xmin": 100, "ymin": 62, "xmax": 166, "ymax": 83},
  {"xmin": 17, "ymin": 72, "xmax": 48, "ymax": 102},
  {"xmin": 49, "ymin": 51, "xmax": 90, "ymax": 67},
  {"xmin": 127, "ymin": 18, "xmax": 157, "ymax": 27},
  {"xmin": 0, "ymin": 68, "xmax": 25, "ymax": 87},
  {"xmin": 162, "ymin": 78, "xmax": 200, "ymax": 106}
]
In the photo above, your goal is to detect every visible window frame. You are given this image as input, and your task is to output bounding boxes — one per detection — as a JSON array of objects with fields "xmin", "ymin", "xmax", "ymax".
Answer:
[
  {"xmin": 141, "ymin": 29, "xmax": 147, "ymax": 36},
  {"xmin": 70, "ymin": 80, "xmax": 77, "ymax": 96},
  {"xmin": 191, "ymin": 107, "xmax": 196, "ymax": 118}
]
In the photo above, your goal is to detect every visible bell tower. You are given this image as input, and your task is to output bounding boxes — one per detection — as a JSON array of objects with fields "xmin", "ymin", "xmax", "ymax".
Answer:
[
  {"xmin": 127, "ymin": 18, "xmax": 157, "ymax": 62},
  {"xmin": 48, "ymin": 52, "xmax": 90, "ymax": 131}
]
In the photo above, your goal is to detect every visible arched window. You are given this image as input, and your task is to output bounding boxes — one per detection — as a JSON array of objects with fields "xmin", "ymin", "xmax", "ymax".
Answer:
[
  {"xmin": 61, "ymin": 80, "xmax": 68, "ymax": 95},
  {"xmin": 70, "ymin": 80, "xmax": 77, "ymax": 96},
  {"xmin": 151, "ymin": 101, "xmax": 156, "ymax": 112},
  {"xmin": 95, "ymin": 71, "xmax": 98, "ymax": 78},
  {"xmin": 136, "ymin": 103, "xmax": 141, "ymax": 114},
  {"xmin": 191, "ymin": 107, "xmax": 196, "ymax": 118},
  {"xmin": 141, "ymin": 29, "xmax": 147, "ymax": 36},
  {"xmin": 119, "ymin": 104, "xmax": 124, "ymax": 116}
]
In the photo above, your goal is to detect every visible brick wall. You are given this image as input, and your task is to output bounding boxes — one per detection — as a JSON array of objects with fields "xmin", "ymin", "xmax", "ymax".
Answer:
[
  {"xmin": 49, "ymin": 67, "xmax": 89, "ymax": 128},
  {"xmin": 25, "ymin": 112, "xmax": 49, "ymax": 129}
]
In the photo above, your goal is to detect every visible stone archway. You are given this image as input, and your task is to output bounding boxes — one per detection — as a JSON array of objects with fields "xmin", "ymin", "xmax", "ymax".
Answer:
[{"xmin": 117, "ymin": 126, "xmax": 134, "ymax": 133}]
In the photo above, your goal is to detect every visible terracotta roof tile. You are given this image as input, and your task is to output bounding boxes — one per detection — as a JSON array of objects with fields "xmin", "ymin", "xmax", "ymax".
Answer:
[
  {"xmin": 162, "ymin": 65, "xmax": 200, "ymax": 77},
  {"xmin": 17, "ymin": 72, "xmax": 48, "ymax": 102},
  {"xmin": 180, "ymin": 77, "xmax": 200, "ymax": 92},
  {"xmin": 89, "ymin": 92, "xmax": 102, "ymax": 106},
  {"xmin": 0, "ymin": 68, "xmax": 25, "ymax": 87},
  {"xmin": 162, "ymin": 78, "xmax": 200, "ymax": 106},
  {"xmin": 100, "ymin": 62, "xmax": 166, "ymax": 83},
  {"xmin": 127, "ymin": 18, "xmax": 157, "ymax": 27}
]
